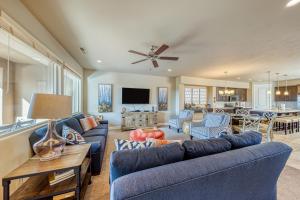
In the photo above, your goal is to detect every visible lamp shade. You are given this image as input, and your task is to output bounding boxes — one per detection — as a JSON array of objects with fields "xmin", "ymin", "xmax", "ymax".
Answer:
[{"xmin": 28, "ymin": 93, "xmax": 72, "ymax": 119}]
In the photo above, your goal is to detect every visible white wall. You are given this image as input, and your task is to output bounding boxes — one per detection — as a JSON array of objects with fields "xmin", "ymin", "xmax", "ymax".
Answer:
[{"xmin": 85, "ymin": 71, "xmax": 176, "ymax": 127}]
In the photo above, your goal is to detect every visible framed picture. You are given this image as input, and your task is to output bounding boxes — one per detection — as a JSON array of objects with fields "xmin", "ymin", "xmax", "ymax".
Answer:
[
  {"xmin": 158, "ymin": 87, "xmax": 168, "ymax": 111},
  {"xmin": 98, "ymin": 84, "xmax": 113, "ymax": 113}
]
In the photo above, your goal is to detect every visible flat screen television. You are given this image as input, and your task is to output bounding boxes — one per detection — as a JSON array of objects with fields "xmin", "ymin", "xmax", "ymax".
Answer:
[{"xmin": 122, "ymin": 88, "xmax": 150, "ymax": 104}]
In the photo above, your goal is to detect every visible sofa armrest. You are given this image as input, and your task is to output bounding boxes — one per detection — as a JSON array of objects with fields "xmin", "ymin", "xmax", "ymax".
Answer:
[{"xmin": 99, "ymin": 120, "xmax": 108, "ymax": 124}]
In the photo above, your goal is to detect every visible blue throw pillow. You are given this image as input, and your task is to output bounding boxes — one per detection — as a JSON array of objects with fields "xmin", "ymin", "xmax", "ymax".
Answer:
[
  {"xmin": 182, "ymin": 138, "xmax": 231, "ymax": 160},
  {"xmin": 220, "ymin": 131, "xmax": 262, "ymax": 149},
  {"xmin": 110, "ymin": 143, "xmax": 185, "ymax": 183}
]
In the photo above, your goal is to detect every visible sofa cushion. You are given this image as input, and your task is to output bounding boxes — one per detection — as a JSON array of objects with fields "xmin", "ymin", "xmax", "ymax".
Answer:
[
  {"xmin": 220, "ymin": 131, "xmax": 262, "ymax": 149},
  {"xmin": 110, "ymin": 143, "xmax": 185, "ymax": 183},
  {"xmin": 83, "ymin": 128, "xmax": 108, "ymax": 137},
  {"xmin": 94, "ymin": 123, "xmax": 108, "ymax": 129},
  {"xmin": 73, "ymin": 113, "xmax": 85, "ymax": 122},
  {"xmin": 64, "ymin": 117, "xmax": 84, "ymax": 134},
  {"xmin": 182, "ymin": 138, "xmax": 231, "ymax": 159}
]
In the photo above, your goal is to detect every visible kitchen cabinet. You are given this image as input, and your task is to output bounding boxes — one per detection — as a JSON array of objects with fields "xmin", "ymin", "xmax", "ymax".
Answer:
[
  {"xmin": 216, "ymin": 87, "xmax": 247, "ymax": 102},
  {"xmin": 275, "ymin": 86, "xmax": 298, "ymax": 101}
]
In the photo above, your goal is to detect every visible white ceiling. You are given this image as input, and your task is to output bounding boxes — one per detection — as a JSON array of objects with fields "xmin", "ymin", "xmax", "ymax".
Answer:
[{"xmin": 21, "ymin": 0, "xmax": 300, "ymax": 81}]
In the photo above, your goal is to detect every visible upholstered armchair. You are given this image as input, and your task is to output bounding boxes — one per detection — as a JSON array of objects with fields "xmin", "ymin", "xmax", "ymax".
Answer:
[
  {"xmin": 190, "ymin": 113, "xmax": 231, "ymax": 139},
  {"xmin": 169, "ymin": 110, "xmax": 194, "ymax": 133}
]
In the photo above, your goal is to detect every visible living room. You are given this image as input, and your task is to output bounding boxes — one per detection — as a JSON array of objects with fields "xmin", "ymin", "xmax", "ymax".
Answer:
[{"xmin": 0, "ymin": 0, "xmax": 300, "ymax": 200}]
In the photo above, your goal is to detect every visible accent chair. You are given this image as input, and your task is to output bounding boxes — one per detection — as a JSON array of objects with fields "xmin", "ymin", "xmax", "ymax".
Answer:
[
  {"xmin": 169, "ymin": 110, "xmax": 194, "ymax": 133},
  {"xmin": 190, "ymin": 113, "xmax": 231, "ymax": 139}
]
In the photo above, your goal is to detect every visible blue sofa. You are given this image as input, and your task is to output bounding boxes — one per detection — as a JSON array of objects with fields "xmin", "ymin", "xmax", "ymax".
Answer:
[
  {"xmin": 110, "ymin": 136, "xmax": 291, "ymax": 200},
  {"xmin": 29, "ymin": 113, "xmax": 108, "ymax": 175}
]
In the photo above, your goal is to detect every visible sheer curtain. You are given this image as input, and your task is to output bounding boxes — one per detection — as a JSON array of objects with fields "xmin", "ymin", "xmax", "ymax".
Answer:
[{"xmin": 63, "ymin": 69, "xmax": 81, "ymax": 113}]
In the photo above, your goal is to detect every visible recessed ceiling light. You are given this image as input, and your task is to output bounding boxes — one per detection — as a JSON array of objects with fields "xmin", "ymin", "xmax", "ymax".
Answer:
[
  {"xmin": 167, "ymin": 69, "xmax": 172, "ymax": 72},
  {"xmin": 97, "ymin": 60, "xmax": 102, "ymax": 63},
  {"xmin": 237, "ymin": 77, "xmax": 241, "ymax": 80},
  {"xmin": 286, "ymin": 0, "xmax": 300, "ymax": 7}
]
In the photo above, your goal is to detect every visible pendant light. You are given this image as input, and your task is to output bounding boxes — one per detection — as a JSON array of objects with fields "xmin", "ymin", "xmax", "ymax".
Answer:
[
  {"xmin": 275, "ymin": 73, "xmax": 281, "ymax": 96},
  {"xmin": 284, "ymin": 74, "xmax": 289, "ymax": 96},
  {"xmin": 218, "ymin": 72, "xmax": 235, "ymax": 96},
  {"xmin": 267, "ymin": 71, "xmax": 271, "ymax": 95}
]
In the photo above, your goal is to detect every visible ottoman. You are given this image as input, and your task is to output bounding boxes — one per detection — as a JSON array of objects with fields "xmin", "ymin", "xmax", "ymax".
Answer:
[{"xmin": 130, "ymin": 128, "xmax": 165, "ymax": 142}]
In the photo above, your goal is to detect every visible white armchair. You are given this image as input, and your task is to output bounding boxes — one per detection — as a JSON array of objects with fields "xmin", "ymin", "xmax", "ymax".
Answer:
[{"xmin": 169, "ymin": 110, "xmax": 194, "ymax": 133}]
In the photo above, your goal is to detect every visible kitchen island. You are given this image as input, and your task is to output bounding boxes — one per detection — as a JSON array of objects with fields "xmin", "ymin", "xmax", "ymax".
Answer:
[{"xmin": 250, "ymin": 109, "xmax": 300, "ymax": 116}]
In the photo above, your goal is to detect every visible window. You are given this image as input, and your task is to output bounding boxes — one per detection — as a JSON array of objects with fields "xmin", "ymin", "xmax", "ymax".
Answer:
[
  {"xmin": 64, "ymin": 69, "xmax": 81, "ymax": 113},
  {"xmin": 0, "ymin": 28, "xmax": 61, "ymax": 136},
  {"xmin": 184, "ymin": 86, "xmax": 207, "ymax": 108}
]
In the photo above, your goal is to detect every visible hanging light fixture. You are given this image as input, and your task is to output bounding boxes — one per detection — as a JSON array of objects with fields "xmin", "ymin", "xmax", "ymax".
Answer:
[
  {"xmin": 284, "ymin": 74, "xmax": 289, "ymax": 96},
  {"xmin": 275, "ymin": 73, "xmax": 281, "ymax": 96},
  {"xmin": 218, "ymin": 72, "xmax": 235, "ymax": 96},
  {"xmin": 267, "ymin": 71, "xmax": 271, "ymax": 95}
]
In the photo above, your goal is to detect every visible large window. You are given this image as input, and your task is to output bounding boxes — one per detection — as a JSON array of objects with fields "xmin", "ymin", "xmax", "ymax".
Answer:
[
  {"xmin": 184, "ymin": 86, "xmax": 207, "ymax": 109},
  {"xmin": 64, "ymin": 69, "xmax": 81, "ymax": 113},
  {"xmin": 0, "ymin": 28, "xmax": 63, "ymax": 136}
]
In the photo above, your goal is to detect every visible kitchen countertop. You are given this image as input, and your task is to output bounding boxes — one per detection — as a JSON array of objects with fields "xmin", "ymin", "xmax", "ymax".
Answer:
[{"xmin": 251, "ymin": 109, "xmax": 300, "ymax": 113}]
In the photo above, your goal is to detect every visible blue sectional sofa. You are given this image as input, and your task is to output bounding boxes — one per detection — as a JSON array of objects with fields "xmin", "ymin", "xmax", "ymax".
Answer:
[
  {"xmin": 110, "ymin": 132, "xmax": 292, "ymax": 200},
  {"xmin": 29, "ymin": 113, "xmax": 108, "ymax": 175}
]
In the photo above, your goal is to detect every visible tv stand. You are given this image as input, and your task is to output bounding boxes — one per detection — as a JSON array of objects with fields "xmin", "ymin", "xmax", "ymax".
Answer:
[{"xmin": 121, "ymin": 111, "xmax": 158, "ymax": 131}]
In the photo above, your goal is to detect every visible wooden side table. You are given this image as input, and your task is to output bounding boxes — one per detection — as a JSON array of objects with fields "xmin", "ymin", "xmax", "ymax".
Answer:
[{"xmin": 2, "ymin": 144, "xmax": 92, "ymax": 200}]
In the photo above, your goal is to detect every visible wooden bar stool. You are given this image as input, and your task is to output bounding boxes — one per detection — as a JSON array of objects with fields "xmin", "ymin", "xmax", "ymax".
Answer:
[{"xmin": 275, "ymin": 117, "xmax": 293, "ymax": 135}]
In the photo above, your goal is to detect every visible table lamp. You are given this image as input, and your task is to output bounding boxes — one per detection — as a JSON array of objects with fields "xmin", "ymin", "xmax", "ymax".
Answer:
[{"xmin": 28, "ymin": 93, "xmax": 72, "ymax": 161}]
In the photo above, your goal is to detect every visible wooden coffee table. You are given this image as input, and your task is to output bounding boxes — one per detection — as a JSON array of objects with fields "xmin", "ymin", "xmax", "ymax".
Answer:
[{"xmin": 2, "ymin": 144, "xmax": 91, "ymax": 200}]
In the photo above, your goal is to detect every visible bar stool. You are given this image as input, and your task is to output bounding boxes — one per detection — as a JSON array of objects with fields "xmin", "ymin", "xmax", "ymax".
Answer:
[{"xmin": 275, "ymin": 117, "xmax": 293, "ymax": 135}]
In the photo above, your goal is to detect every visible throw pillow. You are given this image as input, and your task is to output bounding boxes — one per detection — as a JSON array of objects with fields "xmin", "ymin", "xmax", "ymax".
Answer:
[
  {"xmin": 114, "ymin": 139, "xmax": 153, "ymax": 151},
  {"xmin": 146, "ymin": 138, "xmax": 183, "ymax": 147},
  {"xmin": 110, "ymin": 143, "xmax": 185, "ymax": 183},
  {"xmin": 220, "ymin": 131, "xmax": 262, "ymax": 150},
  {"xmin": 182, "ymin": 138, "xmax": 231, "ymax": 160},
  {"xmin": 80, "ymin": 116, "xmax": 98, "ymax": 131},
  {"xmin": 62, "ymin": 125, "xmax": 85, "ymax": 145}
]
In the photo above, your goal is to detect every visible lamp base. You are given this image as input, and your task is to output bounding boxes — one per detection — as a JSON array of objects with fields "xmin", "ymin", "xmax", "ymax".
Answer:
[{"xmin": 33, "ymin": 120, "xmax": 66, "ymax": 161}]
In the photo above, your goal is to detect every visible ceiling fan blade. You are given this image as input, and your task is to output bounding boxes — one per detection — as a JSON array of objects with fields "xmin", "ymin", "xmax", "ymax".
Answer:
[
  {"xmin": 132, "ymin": 58, "xmax": 148, "ymax": 64},
  {"xmin": 152, "ymin": 60, "xmax": 159, "ymax": 68},
  {"xmin": 159, "ymin": 56, "xmax": 179, "ymax": 61},
  {"xmin": 128, "ymin": 50, "xmax": 148, "ymax": 57},
  {"xmin": 154, "ymin": 44, "xmax": 169, "ymax": 55}
]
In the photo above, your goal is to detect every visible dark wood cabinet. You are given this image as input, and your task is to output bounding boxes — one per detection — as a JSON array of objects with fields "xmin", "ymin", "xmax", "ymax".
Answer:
[
  {"xmin": 216, "ymin": 87, "xmax": 247, "ymax": 102},
  {"xmin": 274, "ymin": 86, "xmax": 298, "ymax": 102}
]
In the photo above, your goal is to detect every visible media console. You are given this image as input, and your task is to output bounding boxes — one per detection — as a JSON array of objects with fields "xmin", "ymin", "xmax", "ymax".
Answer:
[{"xmin": 121, "ymin": 111, "xmax": 158, "ymax": 131}]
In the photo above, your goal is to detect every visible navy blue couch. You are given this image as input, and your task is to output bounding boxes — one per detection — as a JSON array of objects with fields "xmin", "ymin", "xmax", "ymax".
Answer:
[
  {"xmin": 110, "ymin": 140, "xmax": 291, "ymax": 200},
  {"xmin": 29, "ymin": 113, "xmax": 108, "ymax": 175}
]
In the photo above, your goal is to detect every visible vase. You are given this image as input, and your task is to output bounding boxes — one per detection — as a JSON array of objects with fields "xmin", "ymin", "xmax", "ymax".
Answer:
[{"xmin": 33, "ymin": 120, "xmax": 66, "ymax": 161}]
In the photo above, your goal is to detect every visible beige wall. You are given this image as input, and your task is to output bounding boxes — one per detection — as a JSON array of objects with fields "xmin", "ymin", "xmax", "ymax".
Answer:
[{"xmin": 84, "ymin": 70, "xmax": 177, "ymax": 127}]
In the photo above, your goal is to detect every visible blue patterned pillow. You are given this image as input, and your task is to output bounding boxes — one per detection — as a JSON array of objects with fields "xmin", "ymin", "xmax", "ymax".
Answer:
[
  {"xmin": 62, "ymin": 125, "xmax": 86, "ymax": 145},
  {"xmin": 114, "ymin": 139, "xmax": 153, "ymax": 151}
]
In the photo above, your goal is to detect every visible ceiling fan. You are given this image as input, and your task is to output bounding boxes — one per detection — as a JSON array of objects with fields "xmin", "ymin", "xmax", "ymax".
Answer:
[{"xmin": 128, "ymin": 44, "xmax": 179, "ymax": 68}]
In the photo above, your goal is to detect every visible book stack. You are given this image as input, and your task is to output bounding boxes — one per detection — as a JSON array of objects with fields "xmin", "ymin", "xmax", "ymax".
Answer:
[{"xmin": 48, "ymin": 170, "xmax": 75, "ymax": 186}]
